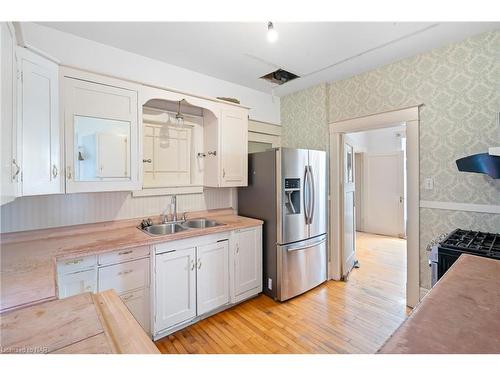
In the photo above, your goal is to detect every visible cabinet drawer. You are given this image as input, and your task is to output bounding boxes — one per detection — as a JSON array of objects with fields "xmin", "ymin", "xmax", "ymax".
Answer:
[
  {"xmin": 58, "ymin": 268, "xmax": 97, "ymax": 299},
  {"xmin": 98, "ymin": 246, "xmax": 150, "ymax": 266},
  {"xmin": 98, "ymin": 258, "xmax": 149, "ymax": 294},
  {"xmin": 57, "ymin": 255, "xmax": 97, "ymax": 275},
  {"xmin": 120, "ymin": 288, "xmax": 150, "ymax": 333}
]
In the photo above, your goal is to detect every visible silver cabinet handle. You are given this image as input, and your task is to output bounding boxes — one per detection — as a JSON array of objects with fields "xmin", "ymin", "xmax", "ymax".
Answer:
[
  {"xmin": 12, "ymin": 159, "xmax": 20, "ymax": 180},
  {"xmin": 52, "ymin": 164, "xmax": 58, "ymax": 178},
  {"xmin": 191, "ymin": 259, "xmax": 195, "ymax": 271},
  {"xmin": 197, "ymin": 259, "xmax": 202, "ymax": 269},
  {"xmin": 122, "ymin": 293, "xmax": 134, "ymax": 302},
  {"xmin": 118, "ymin": 269, "xmax": 133, "ymax": 276},
  {"xmin": 223, "ymin": 169, "xmax": 226, "ymax": 178},
  {"xmin": 66, "ymin": 166, "xmax": 72, "ymax": 179},
  {"xmin": 118, "ymin": 250, "xmax": 133, "ymax": 256},
  {"xmin": 142, "ymin": 159, "xmax": 152, "ymax": 163},
  {"xmin": 65, "ymin": 259, "xmax": 83, "ymax": 265},
  {"xmin": 236, "ymin": 244, "xmax": 239, "ymax": 254},
  {"xmin": 287, "ymin": 239, "xmax": 326, "ymax": 252},
  {"xmin": 208, "ymin": 151, "xmax": 217, "ymax": 156}
]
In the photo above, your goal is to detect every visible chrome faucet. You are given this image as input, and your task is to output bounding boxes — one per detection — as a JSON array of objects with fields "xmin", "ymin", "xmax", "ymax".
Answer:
[{"xmin": 171, "ymin": 195, "xmax": 177, "ymax": 222}]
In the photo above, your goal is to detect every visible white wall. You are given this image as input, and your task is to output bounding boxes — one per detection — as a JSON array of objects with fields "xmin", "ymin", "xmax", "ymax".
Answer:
[
  {"xmin": 20, "ymin": 22, "xmax": 280, "ymax": 124},
  {"xmin": 364, "ymin": 125, "xmax": 405, "ymax": 154},
  {"xmin": 1, "ymin": 188, "xmax": 237, "ymax": 233}
]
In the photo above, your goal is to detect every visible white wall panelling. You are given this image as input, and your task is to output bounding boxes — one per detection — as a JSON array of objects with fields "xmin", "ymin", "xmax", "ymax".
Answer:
[{"xmin": 0, "ymin": 188, "xmax": 235, "ymax": 233}]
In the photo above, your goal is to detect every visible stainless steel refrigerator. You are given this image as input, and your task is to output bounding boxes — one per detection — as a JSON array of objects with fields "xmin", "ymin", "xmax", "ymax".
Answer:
[{"xmin": 238, "ymin": 148, "xmax": 327, "ymax": 301}]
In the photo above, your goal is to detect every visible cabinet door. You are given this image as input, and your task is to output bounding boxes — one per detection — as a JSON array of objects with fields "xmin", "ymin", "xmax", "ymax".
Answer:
[
  {"xmin": 234, "ymin": 227, "xmax": 263, "ymax": 297},
  {"xmin": 63, "ymin": 73, "xmax": 139, "ymax": 193},
  {"xmin": 58, "ymin": 269, "xmax": 97, "ymax": 299},
  {"xmin": 220, "ymin": 107, "xmax": 248, "ymax": 187},
  {"xmin": 155, "ymin": 247, "xmax": 196, "ymax": 332},
  {"xmin": 18, "ymin": 48, "xmax": 61, "ymax": 196},
  {"xmin": 1, "ymin": 23, "xmax": 19, "ymax": 205},
  {"xmin": 197, "ymin": 241, "xmax": 229, "ymax": 315},
  {"xmin": 120, "ymin": 288, "xmax": 150, "ymax": 334}
]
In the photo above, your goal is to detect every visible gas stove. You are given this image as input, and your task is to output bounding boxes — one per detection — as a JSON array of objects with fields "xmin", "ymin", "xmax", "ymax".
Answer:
[
  {"xmin": 439, "ymin": 229, "xmax": 500, "ymax": 259},
  {"xmin": 430, "ymin": 229, "xmax": 500, "ymax": 286}
]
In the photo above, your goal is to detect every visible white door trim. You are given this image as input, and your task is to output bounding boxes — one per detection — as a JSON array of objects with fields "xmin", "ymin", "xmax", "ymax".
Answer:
[{"xmin": 329, "ymin": 105, "xmax": 420, "ymax": 308}]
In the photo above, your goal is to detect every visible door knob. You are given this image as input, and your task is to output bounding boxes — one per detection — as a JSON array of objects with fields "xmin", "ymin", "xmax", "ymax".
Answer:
[{"xmin": 52, "ymin": 164, "xmax": 58, "ymax": 178}]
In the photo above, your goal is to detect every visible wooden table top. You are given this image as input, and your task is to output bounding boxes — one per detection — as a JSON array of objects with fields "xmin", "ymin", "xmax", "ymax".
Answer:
[
  {"xmin": 378, "ymin": 254, "xmax": 500, "ymax": 354},
  {"xmin": 0, "ymin": 209, "xmax": 262, "ymax": 313},
  {"xmin": 0, "ymin": 290, "xmax": 160, "ymax": 354}
]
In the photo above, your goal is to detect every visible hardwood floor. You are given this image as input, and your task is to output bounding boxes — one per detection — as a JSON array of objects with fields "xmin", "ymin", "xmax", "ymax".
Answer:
[{"xmin": 155, "ymin": 232, "xmax": 409, "ymax": 354}]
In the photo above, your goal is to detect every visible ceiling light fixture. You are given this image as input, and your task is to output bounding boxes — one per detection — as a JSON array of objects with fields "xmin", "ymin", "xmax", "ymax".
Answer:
[
  {"xmin": 175, "ymin": 99, "xmax": 185, "ymax": 128},
  {"xmin": 267, "ymin": 22, "xmax": 278, "ymax": 43}
]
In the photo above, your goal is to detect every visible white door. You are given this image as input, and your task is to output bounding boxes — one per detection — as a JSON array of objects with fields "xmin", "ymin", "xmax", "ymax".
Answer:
[
  {"xmin": 220, "ymin": 108, "xmax": 248, "ymax": 186},
  {"xmin": 197, "ymin": 241, "xmax": 229, "ymax": 315},
  {"xmin": 155, "ymin": 247, "xmax": 196, "ymax": 332},
  {"xmin": 234, "ymin": 227, "xmax": 262, "ymax": 297},
  {"xmin": 342, "ymin": 140, "xmax": 356, "ymax": 278},
  {"xmin": 364, "ymin": 151, "xmax": 405, "ymax": 237},
  {"xmin": 18, "ymin": 48, "xmax": 61, "ymax": 196},
  {"xmin": 1, "ymin": 23, "xmax": 19, "ymax": 205}
]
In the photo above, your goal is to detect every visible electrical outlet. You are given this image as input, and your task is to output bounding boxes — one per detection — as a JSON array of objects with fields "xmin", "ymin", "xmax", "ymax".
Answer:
[
  {"xmin": 424, "ymin": 177, "xmax": 434, "ymax": 190},
  {"xmin": 268, "ymin": 278, "xmax": 272, "ymax": 290}
]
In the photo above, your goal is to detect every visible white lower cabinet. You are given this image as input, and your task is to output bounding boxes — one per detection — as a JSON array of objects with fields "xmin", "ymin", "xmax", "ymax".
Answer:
[
  {"xmin": 120, "ymin": 288, "xmax": 150, "ymax": 332},
  {"xmin": 58, "ymin": 268, "xmax": 97, "ymax": 298},
  {"xmin": 233, "ymin": 226, "xmax": 262, "ymax": 302},
  {"xmin": 153, "ymin": 228, "xmax": 262, "ymax": 338},
  {"xmin": 196, "ymin": 241, "xmax": 229, "ymax": 315},
  {"xmin": 57, "ymin": 247, "xmax": 151, "ymax": 334},
  {"xmin": 155, "ymin": 247, "xmax": 197, "ymax": 332}
]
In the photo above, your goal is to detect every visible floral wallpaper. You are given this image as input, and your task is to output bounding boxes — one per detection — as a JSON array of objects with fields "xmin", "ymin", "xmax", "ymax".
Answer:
[
  {"xmin": 281, "ymin": 83, "xmax": 328, "ymax": 151},
  {"xmin": 281, "ymin": 30, "xmax": 500, "ymax": 289}
]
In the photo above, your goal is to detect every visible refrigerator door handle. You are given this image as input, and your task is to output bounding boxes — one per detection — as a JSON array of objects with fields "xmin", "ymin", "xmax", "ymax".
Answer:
[
  {"xmin": 303, "ymin": 166, "xmax": 310, "ymax": 224},
  {"xmin": 308, "ymin": 165, "xmax": 315, "ymax": 224},
  {"xmin": 287, "ymin": 238, "xmax": 326, "ymax": 252}
]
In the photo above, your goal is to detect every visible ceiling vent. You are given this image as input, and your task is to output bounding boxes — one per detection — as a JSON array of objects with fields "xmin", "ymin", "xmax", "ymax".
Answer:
[{"xmin": 260, "ymin": 69, "xmax": 299, "ymax": 85}]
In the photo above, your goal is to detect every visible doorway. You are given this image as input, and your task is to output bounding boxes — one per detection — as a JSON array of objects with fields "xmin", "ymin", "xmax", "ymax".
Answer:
[{"xmin": 329, "ymin": 106, "xmax": 420, "ymax": 308}]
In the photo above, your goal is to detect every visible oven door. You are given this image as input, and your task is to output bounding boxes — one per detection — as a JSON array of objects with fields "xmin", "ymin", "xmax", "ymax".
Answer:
[{"xmin": 277, "ymin": 234, "xmax": 327, "ymax": 301}]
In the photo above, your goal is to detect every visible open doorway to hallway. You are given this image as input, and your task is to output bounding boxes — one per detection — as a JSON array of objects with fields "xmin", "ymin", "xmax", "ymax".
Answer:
[{"xmin": 343, "ymin": 124, "xmax": 408, "ymax": 306}]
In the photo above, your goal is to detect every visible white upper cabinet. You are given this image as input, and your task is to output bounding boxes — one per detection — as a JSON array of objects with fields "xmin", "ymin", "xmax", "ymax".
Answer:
[
  {"xmin": 220, "ymin": 107, "xmax": 248, "ymax": 186},
  {"xmin": 1, "ymin": 23, "xmax": 19, "ymax": 205},
  {"xmin": 62, "ymin": 68, "xmax": 140, "ymax": 193},
  {"xmin": 204, "ymin": 105, "xmax": 248, "ymax": 187},
  {"xmin": 17, "ymin": 47, "xmax": 62, "ymax": 196}
]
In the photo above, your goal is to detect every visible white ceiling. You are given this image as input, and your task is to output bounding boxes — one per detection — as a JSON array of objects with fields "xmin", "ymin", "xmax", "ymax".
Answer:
[{"xmin": 38, "ymin": 22, "xmax": 499, "ymax": 96}]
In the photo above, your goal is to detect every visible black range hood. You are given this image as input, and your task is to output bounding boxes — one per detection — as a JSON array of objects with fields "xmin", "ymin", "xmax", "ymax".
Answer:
[{"xmin": 456, "ymin": 153, "xmax": 500, "ymax": 179}]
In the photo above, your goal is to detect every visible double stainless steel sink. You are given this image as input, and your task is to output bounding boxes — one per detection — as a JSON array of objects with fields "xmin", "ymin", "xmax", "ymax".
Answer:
[{"xmin": 139, "ymin": 218, "xmax": 224, "ymax": 236}]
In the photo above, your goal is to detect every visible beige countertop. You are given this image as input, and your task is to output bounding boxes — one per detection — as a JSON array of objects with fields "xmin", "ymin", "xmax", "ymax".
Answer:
[
  {"xmin": 0, "ymin": 290, "xmax": 160, "ymax": 354},
  {"xmin": 0, "ymin": 208, "xmax": 262, "ymax": 313},
  {"xmin": 378, "ymin": 254, "xmax": 500, "ymax": 354}
]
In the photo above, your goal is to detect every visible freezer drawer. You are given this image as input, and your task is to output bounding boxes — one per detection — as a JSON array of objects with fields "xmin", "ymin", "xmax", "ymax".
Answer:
[{"xmin": 278, "ymin": 235, "xmax": 327, "ymax": 301}]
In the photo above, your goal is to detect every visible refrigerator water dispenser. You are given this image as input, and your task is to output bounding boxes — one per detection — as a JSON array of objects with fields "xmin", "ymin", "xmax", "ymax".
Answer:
[{"xmin": 284, "ymin": 178, "xmax": 301, "ymax": 215}]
